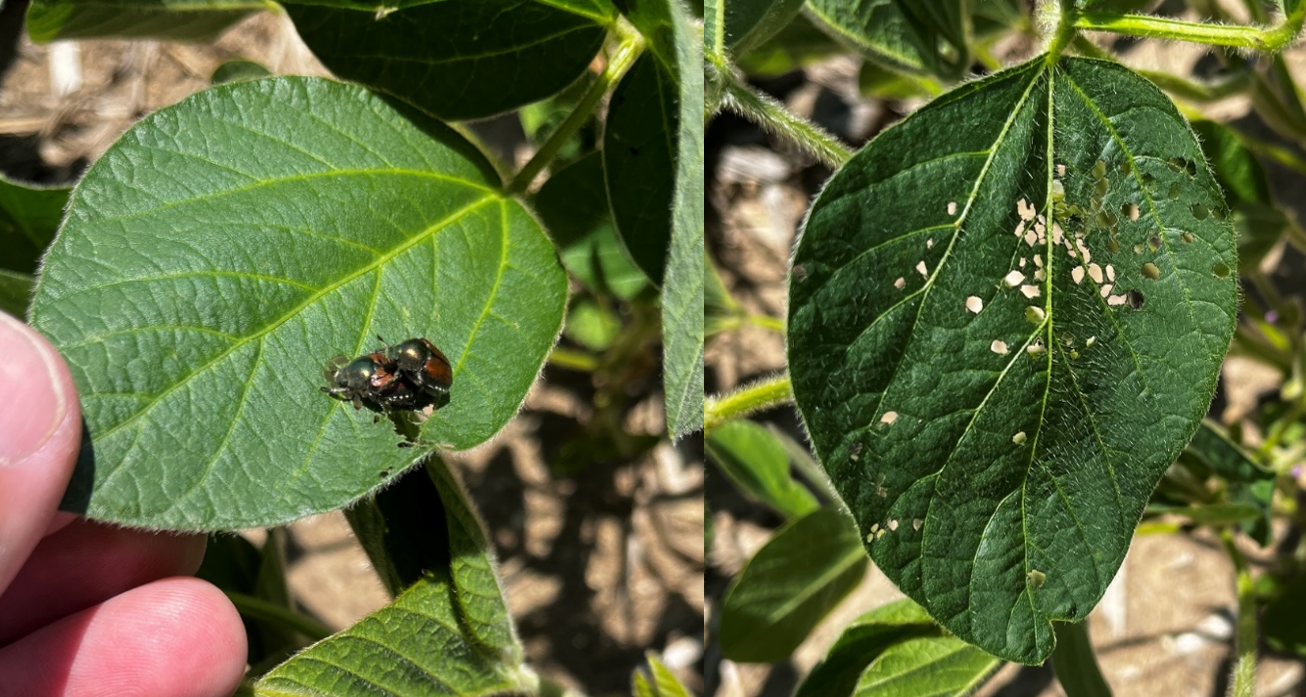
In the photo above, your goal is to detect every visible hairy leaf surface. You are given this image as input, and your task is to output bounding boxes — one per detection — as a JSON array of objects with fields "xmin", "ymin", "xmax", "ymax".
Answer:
[
  {"xmin": 30, "ymin": 78, "xmax": 567, "ymax": 530},
  {"xmin": 788, "ymin": 56, "xmax": 1238, "ymax": 663}
]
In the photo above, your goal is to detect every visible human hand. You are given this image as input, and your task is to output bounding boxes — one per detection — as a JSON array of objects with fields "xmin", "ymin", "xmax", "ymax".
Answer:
[{"xmin": 0, "ymin": 311, "xmax": 247, "ymax": 696}]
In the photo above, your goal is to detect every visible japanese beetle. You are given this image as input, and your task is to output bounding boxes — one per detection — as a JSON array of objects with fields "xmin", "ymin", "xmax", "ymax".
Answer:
[
  {"xmin": 321, "ymin": 337, "xmax": 453, "ymax": 415},
  {"xmin": 383, "ymin": 337, "xmax": 453, "ymax": 399}
]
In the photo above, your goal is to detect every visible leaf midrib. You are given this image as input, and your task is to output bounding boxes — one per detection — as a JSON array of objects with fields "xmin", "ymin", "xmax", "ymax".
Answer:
[{"xmin": 89, "ymin": 193, "xmax": 497, "ymax": 444}]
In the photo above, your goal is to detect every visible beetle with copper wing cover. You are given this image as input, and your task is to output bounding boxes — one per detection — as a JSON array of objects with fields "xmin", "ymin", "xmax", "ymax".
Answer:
[{"xmin": 321, "ymin": 337, "xmax": 453, "ymax": 415}]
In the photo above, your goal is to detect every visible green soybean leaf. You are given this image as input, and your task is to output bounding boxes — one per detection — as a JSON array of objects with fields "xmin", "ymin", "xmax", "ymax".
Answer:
[
  {"xmin": 706, "ymin": 419, "xmax": 819, "ymax": 519},
  {"xmin": 534, "ymin": 153, "xmax": 647, "ymax": 300},
  {"xmin": 608, "ymin": 0, "xmax": 705, "ymax": 438},
  {"xmin": 705, "ymin": 0, "xmax": 805, "ymax": 59},
  {"xmin": 796, "ymin": 599, "xmax": 1003, "ymax": 697},
  {"xmin": 1190, "ymin": 120, "xmax": 1287, "ymax": 272},
  {"xmin": 720, "ymin": 506, "xmax": 868, "ymax": 662},
  {"xmin": 29, "ymin": 77, "xmax": 568, "ymax": 531},
  {"xmin": 633, "ymin": 652, "xmax": 693, "ymax": 697},
  {"xmin": 806, "ymin": 0, "xmax": 967, "ymax": 80},
  {"xmin": 734, "ymin": 13, "xmax": 845, "ymax": 78},
  {"xmin": 564, "ymin": 297, "xmax": 621, "ymax": 351},
  {"xmin": 0, "ymin": 269, "xmax": 33, "ymax": 317},
  {"xmin": 1184, "ymin": 419, "xmax": 1275, "ymax": 544},
  {"xmin": 26, "ymin": 0, "xmax": 269, "ymax": 42},
  {"xmin": 211, "ymin": 60, "xmax": 272, "ymax": 85},
  {"xmin": 0, "ymin": 177, "xmax": 70, "ymax": 275},
  {"xmin": 285, "ymin": 0, "xmax": 611, "ymax": 122},
  {"xmin": 788, "ymin": 56, "xmax": 1238, "ymax": 664},
  {"xmin": 427, "ymin": 455, "xmax": 519, "ymax": 656},
  {"xmin": 252, "ymin": 566, "xmax": 523, "ymax": 697}
]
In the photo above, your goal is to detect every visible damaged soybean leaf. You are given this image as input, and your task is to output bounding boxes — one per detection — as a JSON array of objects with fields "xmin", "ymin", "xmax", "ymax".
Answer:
[{"xmin": 788, "ymin": 56, "xmax": 1237, "ymax": 663}]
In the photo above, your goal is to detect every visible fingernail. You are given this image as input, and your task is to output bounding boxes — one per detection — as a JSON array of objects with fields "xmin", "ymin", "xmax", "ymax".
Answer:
[{"xmin": 0, "ymin": 312, "xmax": 67, "ymax": 467}]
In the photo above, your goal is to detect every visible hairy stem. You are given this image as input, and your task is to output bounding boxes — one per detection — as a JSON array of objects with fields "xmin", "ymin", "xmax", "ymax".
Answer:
[
  {"xmin": 1073, "ymin": 5, "xmax": 1306, "ymax": 51},
  {"xmin": 1221, "ymin": 530, "xmax": 1258, "ymax": 697},
  {"xmin": 718, "ymin": 71, "xmax": 853, "ymax": 168},
  {"xmin": 705, "ymin": 374, "xmax": 793, "ymax": 434}
]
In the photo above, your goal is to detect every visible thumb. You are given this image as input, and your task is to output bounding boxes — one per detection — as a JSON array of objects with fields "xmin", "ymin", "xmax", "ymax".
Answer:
[{"xmin": 0, "ymin": 311, "xmax": 81, "ymax": 595}]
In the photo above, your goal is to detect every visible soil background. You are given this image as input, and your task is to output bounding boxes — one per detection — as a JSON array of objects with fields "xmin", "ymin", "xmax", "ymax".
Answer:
[{"xmin": 0, "ymin": 4, "xmax": 704, "ymax": 695}]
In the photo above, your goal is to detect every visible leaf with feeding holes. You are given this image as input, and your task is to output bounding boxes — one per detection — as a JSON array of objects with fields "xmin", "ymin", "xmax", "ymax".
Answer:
[
  {"xmin": 719, "ymin": 506, "xmax": 868, "ymax": 662},
  {"xmin": 795, "ymin": 599, "xmax": 1003, "ymax": 697},
  {"xmin": 29, "ymin": 77, "xmax": 567, "ymax": 531},
  {"xmin": 788, "ymin": 56, "xmax": 1238, "ymax": 663},
  {"xmin": 284, "ymin": 0, "xmax": 612, "ymax": 122},
  {"xmin": 26, "ymin": 0, "xmax": 270, "ymax": 42}
]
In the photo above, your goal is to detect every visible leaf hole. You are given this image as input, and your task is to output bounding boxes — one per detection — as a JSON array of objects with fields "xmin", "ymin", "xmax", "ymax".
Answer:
[
  {"xmin": 1093, "ymin": 160, "xmax": 1107, "ymax": 178},
  {"xmin": 1012, "ymin": 431, "xmax": 1027, "ymax": 444},
  {"xmin": 1167, "ymin": 183, "xmax": 1181, "ymax": 200},
  {"xmin": 880, "ymin": 411, "xmax": 899, "ymax": 425},
  {"xmin": 1213, "ymin": 262, "xmax": 1231, "ymax": 278},
  {"xmin": 1181, "ymin": 232, "xmax": 1194, "ymax": 243},
  {"xmin": 966, "ymin": 296, "xmax": 983, "ymax": 313},
  {"xmin": 947, "ymin": 201, "xmax": 957, "ymax": 215},
  {"xmin": 1127, "ymin": 289, "xmax": 1145, "ymax": 308},
  {"xmin": 1190, "ymin": 203, "xmax": 1209, "ymax": 220},
  {"xmin": 991, "ymin": 340, "xmax": 1009, "ymax": 355},
  {"xmin": 894, "ymin": 277, "xmax": 906, "ymax": 290},
  {"xmin": 1148, "ymin": 234, "xmax": 1162, "ymax": 251},
  {"xmin": 1121, "ymin": 202, "xmax": 1139, "ymax": 221},
  {"xmin": 1141, "ymin": 262, "xmax": 1160, "ymax": 280}
]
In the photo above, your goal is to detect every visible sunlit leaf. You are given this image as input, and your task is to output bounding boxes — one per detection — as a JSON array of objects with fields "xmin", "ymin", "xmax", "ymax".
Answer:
[
  {"xmin": 796, "ymin": 599, "xmax": 1002, "ymax": 697},
  {"xmin": 788, "ymin": 56, "xmax": 1238, "ymax": 663},
  {"xmin": 720, "ymin": 507, "xmax": 867, "ymax": 661},
  {"xmin": 30, "ymin": 78, "xmax": 567, "ymax": 530}
]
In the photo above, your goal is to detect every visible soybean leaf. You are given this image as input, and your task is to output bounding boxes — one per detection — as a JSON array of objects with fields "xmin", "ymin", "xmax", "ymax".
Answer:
[
  {"xmin": 706, "ymin": 419, "xmax": 819, "ymax": 519},
  {"xmin": 1184, "ymin": 419, "xmax": 1275, "ymax": 545},
  {"xmin": 26, "ymin": 0, "xmax": 269, "ymax": 42},
  {"xmin": 604, "ymin": 55, "xmax": 677, "ymax": 284},
  {"xmin": 0, "ymin": 269, "xmax": 33, "ymax": 317},
  {"xmin": 1264, "ymin": 571, "xmax": 1306, "ymax": 655},
  {"xmin": 806, "ymin": 0, "xmax": 967, "ymax": 80},
  {"xmin": 30, "ymin": 77, "xmax": 568, "ymax": 531},
  {"xmin": 534, "ymin": 153, "xmax": 647, "ymax": 300},
  {"xmin": 734, "ymin": 13, "xmax": 845, "ymax": 78},
  {"xmin": 564, "ymin": 298, "xmax": 621, "ymax": 351},
  {"xmin": 796, "ymin": 599, "xmax": 1003, "ymax": 697},
  {"xmin": 0, "ymin": 177, "xmax": 71, "ymax": 275},
  {"xmin": 1190, "ymin": 120, "xmax": 1287, "ymax": 272},
  {"xmin": 705, "ymin": 0, "xmax": 805, "ymax": 59},
  {"xmin": 608, "ymin": 0, "xmax": 705, "ymax": 438},
  {"xmin": 788, "ymin": 56, "xmax": 1238, "ymax": 663},
  {"xmin": 719, "ymin": 506, "xmax": 868, "ymax": 662},
  {"xmin": 211, "ymin": 60, "xmax": 271, "ymax": 85},
  {"xmin": 285, "ymin": 0, "xmax": 611, "ymax": 122},
  {"xmin": 633, "ymin": 653, "xmax": 693, "ymax": 697},
  {"xmin": 252, "ymin": 567, "xmax": 523, "ymax": 697}
]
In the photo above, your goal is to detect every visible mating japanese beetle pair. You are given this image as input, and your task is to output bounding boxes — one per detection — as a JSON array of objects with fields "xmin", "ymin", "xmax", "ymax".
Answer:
[{"xmin": 322, "ymin": 336, "xmax": 452, "ymax": 415}]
